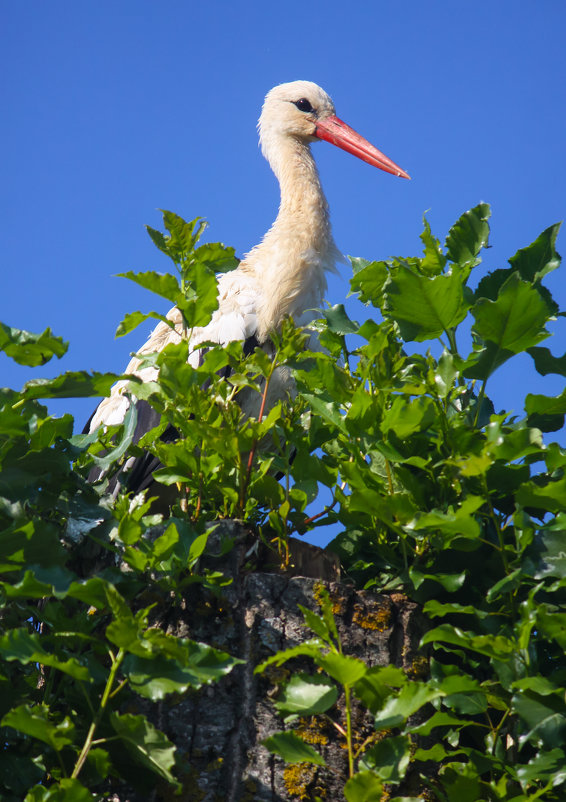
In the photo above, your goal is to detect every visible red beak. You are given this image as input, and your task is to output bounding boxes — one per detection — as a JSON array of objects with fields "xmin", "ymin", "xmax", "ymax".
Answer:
[{"xmin": 315, "ymin": 115, "xmax": 410, "ymax": 179}]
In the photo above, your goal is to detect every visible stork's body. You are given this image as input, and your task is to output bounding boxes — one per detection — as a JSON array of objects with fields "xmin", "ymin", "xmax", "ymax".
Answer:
[{"xmin": 88, "ymin": 81, "xmax": 408, "ymax": 491}]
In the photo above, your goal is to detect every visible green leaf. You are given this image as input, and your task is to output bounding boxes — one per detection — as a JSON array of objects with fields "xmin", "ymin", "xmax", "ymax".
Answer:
[
  {"xmin": 383, "ymin": 266, "xmax": 468, "ymax": 341},
  {"xmin": 298, "ymin": 605, "xmax": 334, "ymax": 643},
  {"xmin": 263, "ymin": 730, "xmax": 326, "ymax": 766},
  {"xmin": 515, "ymin": 748, "xmax": 566, "ymax": 788},
  {"xmin": 409, "ymin": 710, "xmax": 473, "ymax": 735},
  {"xmin": 354, "ymin": 665, "xmax": 406, "ymax": 714},
  {"xmin": 360, "ymin": 735, "xmax": 411, "ymax": 783},
  {"xmin": 434, "ymin": 349, "xmax": 459, "ymax": 397},
  {"xmin": 381, "ymin": 396, "xmax": 436, "ymax": 438},
  {"xmin": 409, "ymin": 496, "xmax": 482, "ymax": 541},
  {"xmin": 255, "ymin": 641, "xmax": 325, "ymax": 674},
  {"xmin": 24, "ymin": 779, "xmax": 96, "ymax": 802},
  {"xmin": 299, "ymin": 392, "xmax": 347, "ymax": 434},
  {"xmin": 0, "ymin": 752, "xmax": 45, "ymax": 795},
  {"xmin": 317, "ymin": 653, "xmax": 367, "ymax": 686},
  {"xmin": 373, "ymin": 682, "xmax": 444, "ymax": 730},
  {"xmin": 322, "ymin": 304, "xmax": 358, "ymax": 334},
  {"xmin": 512, "ymin": 676, "xmax": 560, "ymax": 696},
  {"xmin": 508, "ymin": 221, "xmax": 562, "ymax": 283},
  {"xmin": 445, "ymin": 202, "xmax": 491, "ymax": 267},
  {"xmin": 161, "ymin": 211, "xmax": 207, "ymax": 261},
  {"xmin": 0, "ymin": 322, "xmax": 68, "ymax": 366},
  {"xmin": 2, "ymin": 703, "xmax": 75, "ymax": 751},
  {"xmin": 115, "ymin": 310, "xmax": 172, "ymax": 338},
  {"xmin": 409, "ymin": 568, "xmax": 467, "ymax": 593},
  {"xmin": 462, "ymin": 340, "xmax": 514, "ymax": 381},
  {"xmin": 110, "ymin": 712, "xmax": 178, "ymax": 783},
  {"xmin": 21, "ymin": 371, "xmax": 121, "ymax": 400},
  {"xmin": 193, "ymin": 241, "xmax": 239, "ymax": 273},
  {"xmin": 344, "ymin": 770, "xmax": 383, "ymax": 801},
  {"xmin": 91, "ymin": 400, "xmax": 138, "ymax": 470},
  {"xmin": 350, "ymin": 259, "xmax": 389, "ymax": 306},
  {"xmin": 423, "ymin": 600, "xmax": 487, "ymax": 619},
  {"xmin": 123, "ymin": 640, "xmax": 242, "ymax": 698},
  {"xmin": 85, "ymin": 748, "xmax": 112, "ymax": 781},
  {"xmin": 528, "ymin": 528, "xmax": 566, "ymax": 580},
  {"xmin": 274, "ymin": 674, "xmax": 338, "ymax": 716},
  {"xmin": 528, "ymin": 346, "xmax": 566, "ymax": 377},
  {"xmin": 0, "ymin": 629, "xmax": 91, "ymax": 680},
  {"xmin": 118, "ymin": 270, "xmax": 181, "ymax": 304},
  {"xmin": 421, "ymin": 624, "xmax": 515, "ymax": 659},
  {"xmin": 525, "ymin": 389, "xmax": 566, "ymax": 432},
  {"xmin": 512, "ymin": 691, "xmax": 566, "ymax": 749},
  {"xmin": 420, "ymin": 215, "xmax": 447, "ymax": 275},
  {"xmin": 471, "ymin": 273, "xmax": 552, "ymax": 354},
  {"xmin": 437, "ymin": 763, "xmax": 483, "ymax": 802},
  {"xmin": 517, "ymin": 476, "xmax": 566, "ymax": 514},
  {"xmin": 536, "ymin": 608, "xmax": 566, "ymax": 649}
]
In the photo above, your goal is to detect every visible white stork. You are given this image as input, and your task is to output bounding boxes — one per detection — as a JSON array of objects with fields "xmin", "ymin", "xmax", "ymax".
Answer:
[{"xmin": 87, "ymin": 80, "xmax": 408, "ymax": 495}]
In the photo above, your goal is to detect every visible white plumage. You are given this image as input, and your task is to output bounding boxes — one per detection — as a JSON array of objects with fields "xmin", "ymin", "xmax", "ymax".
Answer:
[{"xmin": 89, "ymin": 80, "xmax": 408, "ymax": 438}]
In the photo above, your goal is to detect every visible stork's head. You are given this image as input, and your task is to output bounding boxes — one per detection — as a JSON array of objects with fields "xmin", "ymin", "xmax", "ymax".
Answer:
[{"xmin": 258, "ymin": 80, "xmax": 410, "ymax": 179}]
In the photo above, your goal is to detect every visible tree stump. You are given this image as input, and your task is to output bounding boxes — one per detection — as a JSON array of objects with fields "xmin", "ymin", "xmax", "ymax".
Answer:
[{"xmin": 110, "ymin": 521, "xmax": 426, "ymax": 801}]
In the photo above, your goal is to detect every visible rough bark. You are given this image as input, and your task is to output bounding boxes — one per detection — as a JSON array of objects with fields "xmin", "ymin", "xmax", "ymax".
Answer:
[{"xmin": 110, "ymin": 521, "xmax": 427, "ymax": 801}]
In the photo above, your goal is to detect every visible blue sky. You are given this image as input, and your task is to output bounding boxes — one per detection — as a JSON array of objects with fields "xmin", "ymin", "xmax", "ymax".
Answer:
[{"xmin": 1, "ymin": 2, "xmax": 565, "ymax": 544}]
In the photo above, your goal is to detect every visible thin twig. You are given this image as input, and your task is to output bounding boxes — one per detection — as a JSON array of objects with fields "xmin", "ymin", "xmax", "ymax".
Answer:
[{"xmin": 302, "ymin": 479, "xmax": 347, "ymax": 527}]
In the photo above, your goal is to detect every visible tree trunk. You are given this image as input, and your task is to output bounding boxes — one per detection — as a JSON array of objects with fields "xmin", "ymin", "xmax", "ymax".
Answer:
[{"xmin": 110, "ymin": 521, "xmax": 427, "ymax": 801}]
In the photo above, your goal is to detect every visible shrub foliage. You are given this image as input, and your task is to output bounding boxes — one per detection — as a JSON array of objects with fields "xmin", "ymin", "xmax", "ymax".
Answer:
[{"xmin": 1, "ymin": 205, "xmax": 565, "ymax": 800}]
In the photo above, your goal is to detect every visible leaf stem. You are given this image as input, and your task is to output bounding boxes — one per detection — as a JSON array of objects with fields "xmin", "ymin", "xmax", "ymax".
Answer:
[
  {"xmin": 473, "ymin": 379, "xmax": 488, "ymax": 427},
  {"xmin": 239, "ymin": 360, "xmax": 276, "ymax": 512},
  {"xmin": 344, "ymin": 684, "xmax": 355, "ymax": 778},
  {"xmin": 71, "ymin": 648, "xmax": 125, "ymax": 780},
  {"xmin": 445, "ymin": 327, "xmax": 459, "ymax": 356},
  {"xmin": 302, "ymin": 479, "xmax": 346, "ymax": 527}
]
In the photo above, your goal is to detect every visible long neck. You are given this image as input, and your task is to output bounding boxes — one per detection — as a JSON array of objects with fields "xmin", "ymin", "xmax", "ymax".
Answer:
[{"xmin": 245, "ymin": 136, "xmax": 339, "ymax": 341}]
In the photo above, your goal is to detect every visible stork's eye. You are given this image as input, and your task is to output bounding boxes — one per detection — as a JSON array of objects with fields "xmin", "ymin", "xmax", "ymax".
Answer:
[{"xmin": 293, "ymin": 98, "xmax": 314, "ymax": 113}]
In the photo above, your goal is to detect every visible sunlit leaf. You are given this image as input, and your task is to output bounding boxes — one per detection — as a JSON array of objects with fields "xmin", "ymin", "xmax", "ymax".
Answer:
[
  {"xmin": 116, "ymin": 310, "xmax": 172, "ymax": 338},
  {"xmin": 23, "ymin": 779, "xmax": 96, "ymax": 801},
  {"xmin": 373, "ymin": 682, "xmax": 444, "ymax": 730},
  {"xmin": 344, "ymin": 770, "xmax": 383, "ymax": 801},
  {"xmin": 118, "ymin": 270, "xmax": 181, "ymax": 304},
  {"xmin": 421, "ymin": 624, "xmax": 515, "ymax": 659},
  {"xmin": 350, "ymin": 259, "xmax": 389, "ymax": 306},
  {"xmin": 21, "ymin": 371, "xmax": 122, "ymax": 400},
  {"xmin": 274, "ymin": 674, "xmax": 337, "ymax": 716},
  {"xmin": 0, "ymin": 322, "xmax": 68, "ymax": 366},
  {"xmin": 383, "ymin": 266, "xmax": 468, "ymax": 341},
  {"xmin": 2, "ymin": 704, "xmax": 74, "ymax": 751},
  {"xmin": 420, "ymin": 215, "xmax": 447, "ymax": 275},
  {"xmin": 508, "ymin": 222, "xmax": 562, "ymax": 283},
  {"xmin": 471, "ymin": 273, "xmax": 552, "ymax": 354},
  {"xmin": 317, "ymin": 653, "xmax": 367, "ymax": 686},
  {"xmin": 445, "ymin": 202, "xmax": 491, "ymax": 267},
  {"xmin": 263, "ymin": 730, "xmax": 326, "ymax": 766}
]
